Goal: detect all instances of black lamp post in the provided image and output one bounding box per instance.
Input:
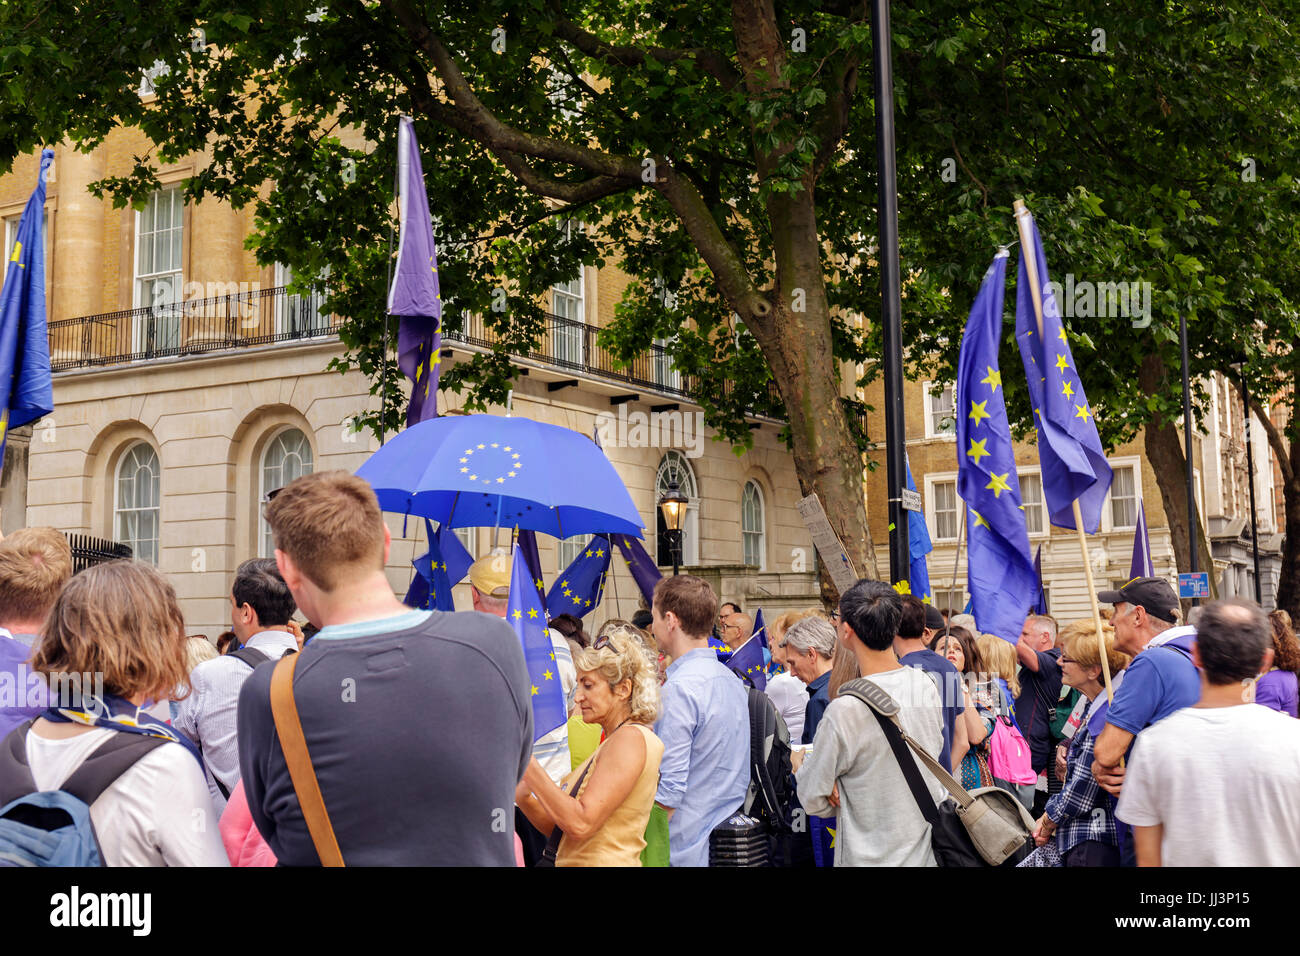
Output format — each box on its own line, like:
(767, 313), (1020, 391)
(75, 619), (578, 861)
(659, 480), (689, 576)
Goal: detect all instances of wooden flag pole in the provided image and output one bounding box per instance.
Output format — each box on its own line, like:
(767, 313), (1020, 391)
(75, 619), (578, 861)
(1014, 199), (1115, 706)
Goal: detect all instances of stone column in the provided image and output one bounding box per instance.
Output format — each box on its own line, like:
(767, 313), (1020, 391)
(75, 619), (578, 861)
(49, 142), (107, 362)
(0, 425), (33, 535)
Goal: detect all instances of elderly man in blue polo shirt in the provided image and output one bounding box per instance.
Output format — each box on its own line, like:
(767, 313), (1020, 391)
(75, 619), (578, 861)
(651, 574), (749, 867)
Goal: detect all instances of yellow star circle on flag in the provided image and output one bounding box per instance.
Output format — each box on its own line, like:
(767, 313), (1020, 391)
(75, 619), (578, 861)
(1075, 403), (1091, 422)
(530, 685), (539, 696)
(968, 400), (991, 427)
(972, 511), (990, 530)
(1055, 353), (1069, 372)
(1061, 380), (1074, 400)
(966, 438), (990, 466)
(543, 669), (554, 681)
(980, 366), (1002, 392)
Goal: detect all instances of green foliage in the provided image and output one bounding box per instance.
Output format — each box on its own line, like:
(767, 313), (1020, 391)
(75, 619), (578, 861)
(0, 0), (1296, 455)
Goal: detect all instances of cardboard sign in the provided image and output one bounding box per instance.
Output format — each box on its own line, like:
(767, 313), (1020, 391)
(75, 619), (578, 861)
(796, 493), (860, 596)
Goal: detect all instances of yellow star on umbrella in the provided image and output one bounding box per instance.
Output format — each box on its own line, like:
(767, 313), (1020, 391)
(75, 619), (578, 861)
(966, 438), (990, 466)
(986, 472), (1012, 498)
(980, 366), (1002, 392)
(968, 400), (991, 427)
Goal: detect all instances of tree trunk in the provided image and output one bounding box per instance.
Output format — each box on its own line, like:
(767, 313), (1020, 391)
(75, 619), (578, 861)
(745, 189), (880, 597)
(1278, 456), (1300, 618)
(1139, 354), (1217, 613)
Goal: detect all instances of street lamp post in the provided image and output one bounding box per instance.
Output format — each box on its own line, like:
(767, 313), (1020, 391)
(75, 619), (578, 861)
(1231, 361), (1263, 604)
(659, 481), (688, 577)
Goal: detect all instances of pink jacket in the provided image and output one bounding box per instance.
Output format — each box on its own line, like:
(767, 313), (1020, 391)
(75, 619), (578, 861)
(219, 779), (278, 867)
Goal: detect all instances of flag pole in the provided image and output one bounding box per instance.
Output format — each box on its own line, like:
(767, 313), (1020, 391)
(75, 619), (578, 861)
(1014, 199), (1114, 706)
(944, 504), (967, 639)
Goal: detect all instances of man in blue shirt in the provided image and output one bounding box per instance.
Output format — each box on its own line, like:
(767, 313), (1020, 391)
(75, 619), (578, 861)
(1091, 577), (1199, 794)
(652, 574), (749, 867)
(894, 595), (967, 773)
(781, 615), (836, 744)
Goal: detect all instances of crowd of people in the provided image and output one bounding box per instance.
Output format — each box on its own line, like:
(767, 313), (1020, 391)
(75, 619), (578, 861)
(1, 469), (1299, 867)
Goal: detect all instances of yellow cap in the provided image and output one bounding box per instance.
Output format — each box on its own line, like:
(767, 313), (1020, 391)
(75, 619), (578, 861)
(468, 549), (511, 598)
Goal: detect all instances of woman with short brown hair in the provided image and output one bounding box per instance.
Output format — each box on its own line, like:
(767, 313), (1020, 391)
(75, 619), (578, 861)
(6, 560), (228, 866)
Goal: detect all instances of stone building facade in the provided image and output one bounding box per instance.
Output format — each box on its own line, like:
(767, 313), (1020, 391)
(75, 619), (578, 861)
(1, 136), (821, 637)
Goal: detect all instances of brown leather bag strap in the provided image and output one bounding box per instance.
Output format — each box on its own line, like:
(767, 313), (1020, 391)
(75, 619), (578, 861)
(269, 653), (344, 867)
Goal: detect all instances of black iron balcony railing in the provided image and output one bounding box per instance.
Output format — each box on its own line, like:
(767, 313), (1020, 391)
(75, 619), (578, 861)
(48, 286), (784, 415)
(48, 286), (339, 371)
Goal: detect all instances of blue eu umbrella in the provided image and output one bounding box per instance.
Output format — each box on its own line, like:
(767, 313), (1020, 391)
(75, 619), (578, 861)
(356, 414), (646, 538)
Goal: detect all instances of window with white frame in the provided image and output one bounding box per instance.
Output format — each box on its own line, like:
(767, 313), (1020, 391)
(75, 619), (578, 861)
(4, 212), (49, 287)
(557, 535), (587, 575)
(1109, 464), (1138, 530)
(275, 263), (329, 336)
(260, 429), (314, 557)
(931, 588), (966, 614)
(927, 477), (960, 541)
(651, 277), (681, 390)
(133, 186), (184, 354)
(656, 451), (700, 566)
(924, 382), (956, 439)
(1019, 472), (1045, 535)
(455, 526), (475, 560)
(139, 59), (170, 96)
(742, 481), (766, 569)
(551, 221), (585, 366)
(115, 443), (160, 565)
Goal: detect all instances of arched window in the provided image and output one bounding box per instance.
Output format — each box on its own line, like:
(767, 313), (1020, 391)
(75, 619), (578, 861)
(115, 442), (160, 564)
(742, 480), (766, 570)
(655, 451), (699, 567)
(260, 428), (314, 557)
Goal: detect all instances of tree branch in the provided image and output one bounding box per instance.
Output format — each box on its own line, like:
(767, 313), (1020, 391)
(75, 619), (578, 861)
(380, 0), (644, 181)
(546, 5), (741, 91)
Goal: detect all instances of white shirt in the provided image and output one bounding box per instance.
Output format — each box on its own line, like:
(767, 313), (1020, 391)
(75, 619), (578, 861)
(764, 672), (806, 744)
(795, 666), (946, 867)
(1116, 703), (1300, 866)
(529, 628), (576, 784)
(25, 726), (229, 866)
(172, 630), (298, 814)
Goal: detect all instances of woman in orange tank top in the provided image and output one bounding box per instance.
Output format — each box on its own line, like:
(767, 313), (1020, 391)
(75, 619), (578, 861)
(516, 625), (664, 866)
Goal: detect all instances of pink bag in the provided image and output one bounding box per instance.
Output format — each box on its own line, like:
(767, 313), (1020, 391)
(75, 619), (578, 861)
(987, 715), (1037, 786)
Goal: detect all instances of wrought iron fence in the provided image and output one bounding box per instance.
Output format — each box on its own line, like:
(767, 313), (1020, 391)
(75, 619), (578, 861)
(65, 533), (133, 574)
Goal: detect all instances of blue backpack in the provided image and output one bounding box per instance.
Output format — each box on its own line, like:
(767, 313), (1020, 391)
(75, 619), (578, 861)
(0, 720), (165, 866)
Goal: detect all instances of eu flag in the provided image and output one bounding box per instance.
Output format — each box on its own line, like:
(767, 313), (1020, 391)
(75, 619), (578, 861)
(612, 533), (662, 606)
(1014, 206), (1113, 532)
(507, 543), (567, 740)
(726, 634), (767, 691)
(546, 535), (610, 619)
(1032, 545), (1048, 615)
(905, 454), (932, 601)
(387, 117), (442, 425)
(957, 252), (1038, 642)
(517, 529), (548, 615)
(1129, 500), (1154, 579)
(0, 149), (54, 458)
(404, 519), (474, 611)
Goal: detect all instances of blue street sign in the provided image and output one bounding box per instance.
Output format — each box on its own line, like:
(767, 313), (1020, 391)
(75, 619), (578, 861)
(1178, 572), (1210, 599)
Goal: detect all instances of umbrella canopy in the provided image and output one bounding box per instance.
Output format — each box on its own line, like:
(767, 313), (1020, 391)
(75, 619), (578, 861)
(356, 414), (646, 538)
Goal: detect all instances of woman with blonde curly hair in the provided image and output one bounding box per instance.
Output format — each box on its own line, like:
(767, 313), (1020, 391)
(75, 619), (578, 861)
(516, 627), (665, 866)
